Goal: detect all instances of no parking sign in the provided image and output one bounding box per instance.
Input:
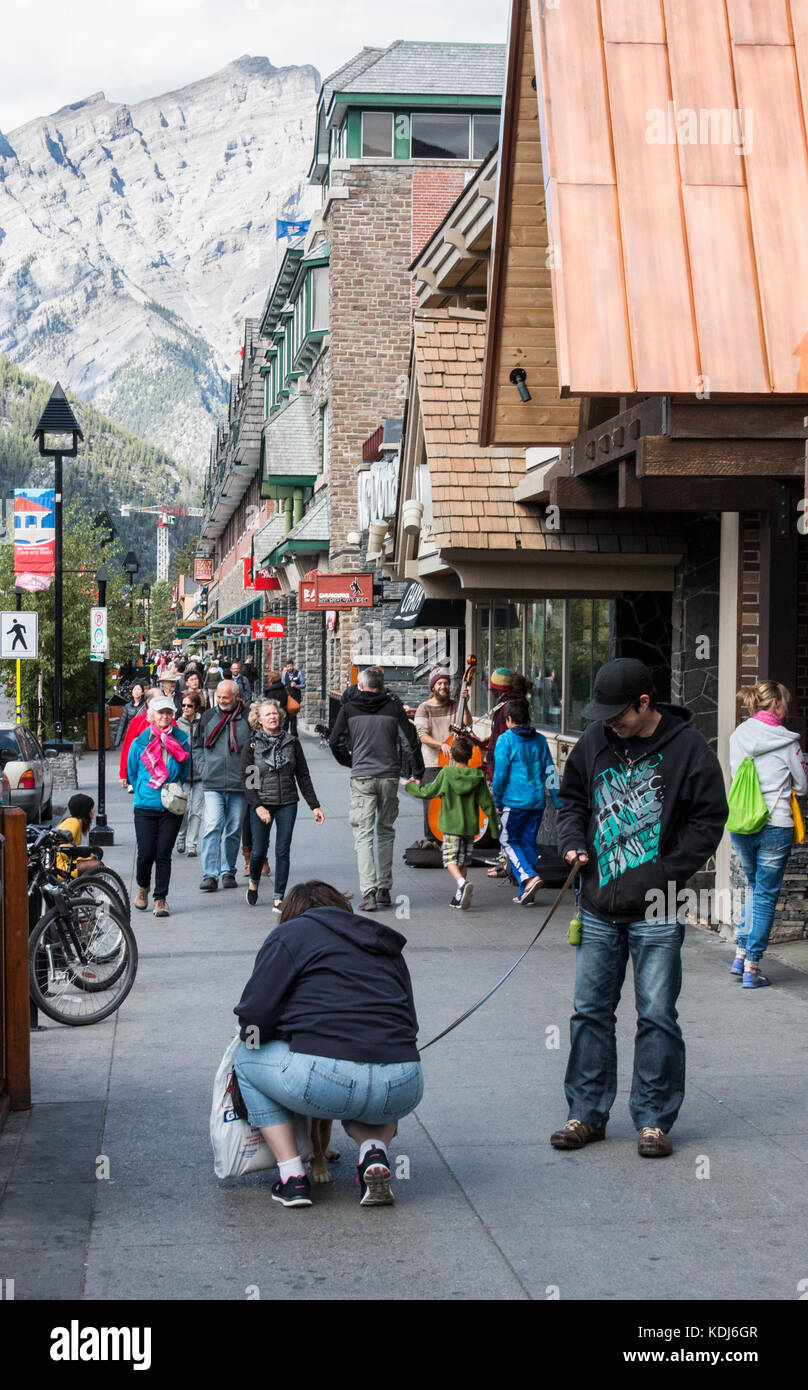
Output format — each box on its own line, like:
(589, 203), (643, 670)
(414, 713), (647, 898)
(90, 606), (108, 662)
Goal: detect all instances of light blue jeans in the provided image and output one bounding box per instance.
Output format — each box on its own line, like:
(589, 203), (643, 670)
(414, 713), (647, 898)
(201, 790), (246, 879)
(564, 908), (685, 1133)
(731, 824), (793, 962)
(234, 1039), (424, 1134)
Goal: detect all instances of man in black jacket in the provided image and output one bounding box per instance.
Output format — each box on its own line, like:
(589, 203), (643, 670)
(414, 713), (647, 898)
(329, 667), (424, 911)
(551, 659), (728, 1159)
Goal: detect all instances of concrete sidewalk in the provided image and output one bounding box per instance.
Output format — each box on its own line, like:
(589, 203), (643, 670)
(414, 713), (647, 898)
(2, 737), (808, 1301)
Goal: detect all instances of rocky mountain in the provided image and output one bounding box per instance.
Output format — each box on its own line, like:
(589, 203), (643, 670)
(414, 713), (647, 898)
(0, 56), (320, 474)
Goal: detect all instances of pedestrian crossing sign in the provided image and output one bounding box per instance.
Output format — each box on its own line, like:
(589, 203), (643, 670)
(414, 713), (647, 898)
(0, 610), (38, 659)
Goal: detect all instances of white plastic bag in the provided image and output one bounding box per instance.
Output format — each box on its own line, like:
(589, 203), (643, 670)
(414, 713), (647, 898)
(211, 1034), (315, 1179)
(210, 1034), (275, 1179)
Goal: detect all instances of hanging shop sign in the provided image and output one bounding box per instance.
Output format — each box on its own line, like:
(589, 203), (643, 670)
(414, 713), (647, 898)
(193, 557), (215, 583)
(252, 617), (286, 640)
(299, 573), (373, 611)
(243, 556), (281, 591)
(222, 624), (251, 638)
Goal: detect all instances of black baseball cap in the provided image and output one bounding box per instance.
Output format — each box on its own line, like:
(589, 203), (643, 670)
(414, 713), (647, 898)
(582, 658), (656, 721)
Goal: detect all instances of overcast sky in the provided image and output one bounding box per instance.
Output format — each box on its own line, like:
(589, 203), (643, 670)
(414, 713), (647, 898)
(1, 0), (510, 132)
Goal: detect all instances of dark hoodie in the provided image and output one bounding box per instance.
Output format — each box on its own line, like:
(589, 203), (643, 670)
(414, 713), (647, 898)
(557, 703), (728, 923)
(329, 688), (424, 781)
(234, 908), (419, 1062)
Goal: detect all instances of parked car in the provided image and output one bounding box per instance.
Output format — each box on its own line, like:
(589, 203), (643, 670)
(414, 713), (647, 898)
(0, 725), (54, 822)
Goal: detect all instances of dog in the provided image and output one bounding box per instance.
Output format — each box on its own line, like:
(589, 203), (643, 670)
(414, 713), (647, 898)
(309, 1118), (340, 1184)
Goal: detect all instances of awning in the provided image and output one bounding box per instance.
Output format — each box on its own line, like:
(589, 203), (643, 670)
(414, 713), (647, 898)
(389, 581), (465, 630)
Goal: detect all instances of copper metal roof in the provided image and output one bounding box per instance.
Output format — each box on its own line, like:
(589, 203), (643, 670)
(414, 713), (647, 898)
(532, 0), (808, 395)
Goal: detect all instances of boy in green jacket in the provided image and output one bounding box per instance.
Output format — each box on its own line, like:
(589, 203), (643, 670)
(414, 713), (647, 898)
(406, 734), (498, 909)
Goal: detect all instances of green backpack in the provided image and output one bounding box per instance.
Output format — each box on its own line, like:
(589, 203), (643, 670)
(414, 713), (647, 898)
(726, 757), (770, 834)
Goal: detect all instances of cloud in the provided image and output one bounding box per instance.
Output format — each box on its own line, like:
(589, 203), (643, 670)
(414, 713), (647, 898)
(1, 0), (509, 132)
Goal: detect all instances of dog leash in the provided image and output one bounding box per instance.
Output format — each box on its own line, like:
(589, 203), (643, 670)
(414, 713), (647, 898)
(419, 863), (581, 1050)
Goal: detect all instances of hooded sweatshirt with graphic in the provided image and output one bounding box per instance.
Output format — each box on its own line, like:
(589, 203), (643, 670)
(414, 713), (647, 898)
(406, 763), (498, 838)
(557, 703), (728, 923)
(729, 716), (808, 828)
(234, 907), (419, 1061)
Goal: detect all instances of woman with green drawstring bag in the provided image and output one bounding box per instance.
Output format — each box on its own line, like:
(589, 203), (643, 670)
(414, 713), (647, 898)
(728, 681), (808, 989)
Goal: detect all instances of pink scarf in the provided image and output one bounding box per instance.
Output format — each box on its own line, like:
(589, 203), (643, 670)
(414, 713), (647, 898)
(141, 726), (189, 788)
(753, 710), (781, 727)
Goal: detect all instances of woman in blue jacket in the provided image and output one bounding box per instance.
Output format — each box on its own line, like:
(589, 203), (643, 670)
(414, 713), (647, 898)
(492, 697), (562, 905)
(127, 694), (190, 918)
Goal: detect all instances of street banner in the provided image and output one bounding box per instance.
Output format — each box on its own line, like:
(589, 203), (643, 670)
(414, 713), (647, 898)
(90, 606), (108, 663)
(193, 557), (215, 583)
(242, 556), (281, 592)
(252, 617), (286, 639)
(14, 488), (55, 592)
(299, 573), (373, 611)
(0, 610), (38, 659)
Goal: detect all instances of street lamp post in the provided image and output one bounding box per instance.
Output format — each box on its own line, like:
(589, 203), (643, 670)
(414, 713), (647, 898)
(89, 563), (113, 848)
(124, 551), (139, 648)
(32, 384), (83, 752)
(141, 582), (151, 678)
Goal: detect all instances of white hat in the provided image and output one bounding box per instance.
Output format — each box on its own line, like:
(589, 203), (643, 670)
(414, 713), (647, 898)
(149, 695), (176, 716)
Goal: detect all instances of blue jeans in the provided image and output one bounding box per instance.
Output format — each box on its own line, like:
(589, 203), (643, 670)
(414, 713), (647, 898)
(731, 824), (793, 962)
(234, 1039), (424, 1134)
(564, 908), (685, 1133)
(249, 803), (298, 897)
(201, 790), (246, 879)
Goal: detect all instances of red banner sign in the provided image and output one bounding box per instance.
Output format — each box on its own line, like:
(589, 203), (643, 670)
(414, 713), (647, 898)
(299, 574), (373, 611)
(193, 557), (215, 582)
(252, 617), (286, 640)
(243, 556), (281, 591)
(14, 489), (55, 592)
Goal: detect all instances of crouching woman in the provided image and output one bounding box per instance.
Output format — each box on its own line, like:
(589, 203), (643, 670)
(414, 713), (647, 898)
(233, 880), (423, 1209)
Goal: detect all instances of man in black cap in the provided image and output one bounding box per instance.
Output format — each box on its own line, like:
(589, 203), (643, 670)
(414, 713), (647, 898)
(552, 658), (727, 1158)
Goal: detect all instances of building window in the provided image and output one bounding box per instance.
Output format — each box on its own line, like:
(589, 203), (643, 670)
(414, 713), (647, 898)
(337, 121), (348, 159)
(320, 402), (329, 475)
(472, 114), (500, 160)
(473, 598), (614, 734)
(411, 113), (471, 159)
(362, 111), (394, 157)
(309, 265), (329, 332)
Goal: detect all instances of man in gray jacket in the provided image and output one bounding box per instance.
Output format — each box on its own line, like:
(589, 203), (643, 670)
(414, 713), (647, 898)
(199, 681), (251, 891)
(329, 667), (424, 911)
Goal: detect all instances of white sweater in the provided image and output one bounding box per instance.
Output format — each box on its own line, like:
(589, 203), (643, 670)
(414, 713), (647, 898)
(729, 718), (808, 827)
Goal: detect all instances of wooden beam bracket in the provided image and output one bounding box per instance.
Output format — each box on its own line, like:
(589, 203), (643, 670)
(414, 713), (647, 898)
(570, 396), (668, 477)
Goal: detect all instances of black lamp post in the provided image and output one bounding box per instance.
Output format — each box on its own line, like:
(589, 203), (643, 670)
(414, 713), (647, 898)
(32, 383), (83, 753)
(89, 562), (113, 847)
(141, 582), (151, 677)
(124, 551), (139, 638)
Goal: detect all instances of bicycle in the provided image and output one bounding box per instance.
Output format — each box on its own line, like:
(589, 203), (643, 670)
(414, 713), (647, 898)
(27, 825), (131, 920)
(28, 880), (138, 1026)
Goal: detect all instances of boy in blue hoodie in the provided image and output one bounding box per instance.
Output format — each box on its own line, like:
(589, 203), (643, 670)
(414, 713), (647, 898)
(492, 698), (561, 905)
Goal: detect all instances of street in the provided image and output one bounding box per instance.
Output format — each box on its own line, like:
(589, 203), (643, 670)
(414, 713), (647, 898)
(2, 736), (808, 1302)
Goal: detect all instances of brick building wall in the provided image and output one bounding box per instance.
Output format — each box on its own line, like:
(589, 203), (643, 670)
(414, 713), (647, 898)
(323, 160), (478, 686)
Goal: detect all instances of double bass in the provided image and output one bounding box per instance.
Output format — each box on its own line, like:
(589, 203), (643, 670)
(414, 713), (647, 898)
(426, 655), (488, 843)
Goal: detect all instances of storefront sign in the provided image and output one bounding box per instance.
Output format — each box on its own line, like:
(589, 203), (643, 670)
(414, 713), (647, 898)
(222, 624), (250, 638)
(252, 617), (286, 639)
(357, 456), (398, 531)
(243, 556), (281, 591)
(193, 557), (215, 583)
(299, 574), (373, 611)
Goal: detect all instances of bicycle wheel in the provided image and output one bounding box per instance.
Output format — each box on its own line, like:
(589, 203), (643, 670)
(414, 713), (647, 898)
(64, 890), (129, 979)
(67, 873), (129, 930)
(29, 905), (138, 1026)
(82, 866), (131, 917)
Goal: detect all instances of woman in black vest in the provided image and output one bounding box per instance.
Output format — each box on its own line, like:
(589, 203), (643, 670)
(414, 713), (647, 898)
(240, 699), (324, 912)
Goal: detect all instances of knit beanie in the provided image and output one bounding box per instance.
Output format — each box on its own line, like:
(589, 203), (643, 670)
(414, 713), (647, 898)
(490, 668), (513, 692)
(429, 666), (451, 690)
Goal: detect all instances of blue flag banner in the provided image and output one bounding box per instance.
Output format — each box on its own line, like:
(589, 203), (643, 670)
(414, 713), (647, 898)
(276, 218), (311, 240)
